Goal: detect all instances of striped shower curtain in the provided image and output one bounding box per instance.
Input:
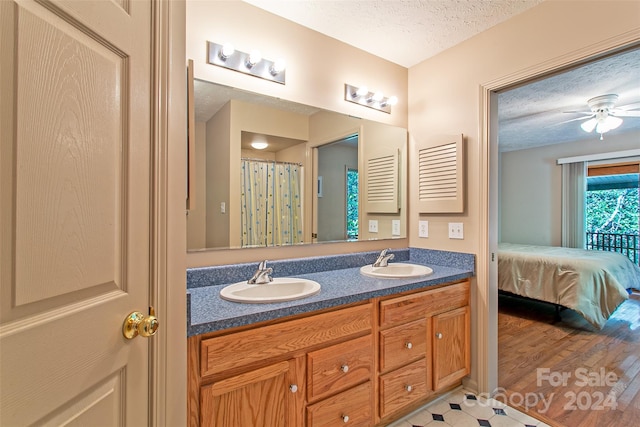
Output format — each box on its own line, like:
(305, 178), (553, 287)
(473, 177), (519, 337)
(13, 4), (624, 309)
(241, 160), (303, 247)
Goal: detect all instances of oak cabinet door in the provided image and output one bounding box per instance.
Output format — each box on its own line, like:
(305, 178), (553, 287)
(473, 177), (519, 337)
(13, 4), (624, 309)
(432, 306), (470, 390)
(200, 358), (304, 427)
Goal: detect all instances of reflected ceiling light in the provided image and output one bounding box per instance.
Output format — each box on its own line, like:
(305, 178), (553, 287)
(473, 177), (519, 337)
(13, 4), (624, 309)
(207, 41), (286, 84)
(251, 141), (268, 150)
(344, 84), (397, 114)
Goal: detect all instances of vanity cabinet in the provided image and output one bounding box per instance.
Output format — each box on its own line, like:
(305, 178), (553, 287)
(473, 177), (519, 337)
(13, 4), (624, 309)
(377, 280), (470, 422)
(187, 279), (470, 427)
(188, 303), (373, 427)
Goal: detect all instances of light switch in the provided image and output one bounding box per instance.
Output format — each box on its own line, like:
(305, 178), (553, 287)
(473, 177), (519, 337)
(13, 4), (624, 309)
(418, 221), (429, 238)
(220, 202), (226, 214)
(392, 220), (401, 236)
(368, 220), (378, 233)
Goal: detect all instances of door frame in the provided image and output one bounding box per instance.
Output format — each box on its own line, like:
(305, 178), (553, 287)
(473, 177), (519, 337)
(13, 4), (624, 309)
(152, 1), (187, 425)
(478, 33), (640, 394)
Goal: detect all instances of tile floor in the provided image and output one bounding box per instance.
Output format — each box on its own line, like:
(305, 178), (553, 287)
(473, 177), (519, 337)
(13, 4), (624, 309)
(387, 388), (551, 427)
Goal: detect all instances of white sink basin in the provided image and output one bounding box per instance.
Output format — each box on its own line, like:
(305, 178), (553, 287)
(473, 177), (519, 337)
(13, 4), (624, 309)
(360, 263), (433, 279)
(220, 277), (321, 303)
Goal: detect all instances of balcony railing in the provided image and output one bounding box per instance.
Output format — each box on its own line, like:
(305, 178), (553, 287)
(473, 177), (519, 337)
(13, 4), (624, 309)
(586, 232), (640, 266)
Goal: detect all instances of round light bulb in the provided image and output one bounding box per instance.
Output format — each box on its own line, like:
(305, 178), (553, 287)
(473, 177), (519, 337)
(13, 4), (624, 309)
(387, 96), (398, 106)
(220, 43), (235, 59)
(272, 58), (286, 73)
(247, 50), (262, 66)
(355, 86), (368, 97)
(372, 91), (384, 102)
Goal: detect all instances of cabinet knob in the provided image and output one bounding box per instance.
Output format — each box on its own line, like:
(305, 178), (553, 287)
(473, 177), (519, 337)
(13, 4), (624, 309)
(435, 332), (443, 339)
(341, 364), (349, 373)
(405, 385), (413, 392)
(289, 384), (298, 393)
(405, 342), (412, 349)
(342, 415), (349, 423)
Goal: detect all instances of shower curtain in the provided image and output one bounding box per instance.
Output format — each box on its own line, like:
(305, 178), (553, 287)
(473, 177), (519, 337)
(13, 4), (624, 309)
(241, 159), (303, 247)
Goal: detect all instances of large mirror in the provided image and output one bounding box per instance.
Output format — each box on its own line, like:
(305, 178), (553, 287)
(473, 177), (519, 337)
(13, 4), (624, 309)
(187, 79), (407, 251)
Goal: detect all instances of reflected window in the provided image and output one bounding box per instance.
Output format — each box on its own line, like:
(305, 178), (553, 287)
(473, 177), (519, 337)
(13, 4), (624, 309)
(346, 168), (359, 239)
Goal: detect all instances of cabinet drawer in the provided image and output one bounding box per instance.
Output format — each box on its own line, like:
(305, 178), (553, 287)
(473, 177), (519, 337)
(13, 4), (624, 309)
(379, 358), (430, 418)
(380, 318), (427, 372)
(201, 303), (372, 377)
(307, 381), (372, 427)
(380, 281), (469, 328)
(307, 334), (373, 401)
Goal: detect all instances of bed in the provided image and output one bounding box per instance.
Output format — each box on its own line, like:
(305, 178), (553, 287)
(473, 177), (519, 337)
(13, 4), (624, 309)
(498, 243), (640, 329)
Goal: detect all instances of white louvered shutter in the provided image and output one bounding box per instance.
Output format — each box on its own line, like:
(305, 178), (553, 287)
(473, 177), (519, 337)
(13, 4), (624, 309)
(416, 135), (464, 213)
(365, 148), (399, 213)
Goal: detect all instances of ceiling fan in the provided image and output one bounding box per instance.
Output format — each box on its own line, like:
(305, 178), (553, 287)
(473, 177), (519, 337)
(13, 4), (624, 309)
(564, 94), (640, 140)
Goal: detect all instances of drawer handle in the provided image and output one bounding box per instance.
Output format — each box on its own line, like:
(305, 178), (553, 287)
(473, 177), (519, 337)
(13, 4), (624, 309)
(341, 364), (349, 373)
(435, 332), (443, 339)
(342, 415), (349, 423)
(405, 342), (413, 349)
(405, 385), (413, 392)
(289, 384), (298, 393)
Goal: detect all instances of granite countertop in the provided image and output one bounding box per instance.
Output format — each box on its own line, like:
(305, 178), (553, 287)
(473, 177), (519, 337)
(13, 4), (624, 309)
(187, 248), (474, 337)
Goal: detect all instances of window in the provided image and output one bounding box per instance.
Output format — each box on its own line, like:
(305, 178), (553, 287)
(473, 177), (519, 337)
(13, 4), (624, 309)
(585, 162), (639, 265)
(346, 168), (359, 240)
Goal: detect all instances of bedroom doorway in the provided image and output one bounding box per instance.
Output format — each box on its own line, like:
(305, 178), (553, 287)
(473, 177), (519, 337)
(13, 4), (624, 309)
(484, 42), (640, 425)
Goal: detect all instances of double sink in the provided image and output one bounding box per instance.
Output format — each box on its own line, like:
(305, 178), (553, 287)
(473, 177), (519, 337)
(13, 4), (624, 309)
(220, 261), (433, 304)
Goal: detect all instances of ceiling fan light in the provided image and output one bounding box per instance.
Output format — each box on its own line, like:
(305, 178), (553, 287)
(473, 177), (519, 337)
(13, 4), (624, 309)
(580, 118), (597, 133)
(605, 115), (623, 130)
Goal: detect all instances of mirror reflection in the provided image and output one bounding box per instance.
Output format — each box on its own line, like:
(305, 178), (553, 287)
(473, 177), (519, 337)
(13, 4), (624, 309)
(187, 80), (407, 251)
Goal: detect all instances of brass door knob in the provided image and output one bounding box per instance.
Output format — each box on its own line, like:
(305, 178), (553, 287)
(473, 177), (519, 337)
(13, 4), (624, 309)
(123, 307), (159, 340)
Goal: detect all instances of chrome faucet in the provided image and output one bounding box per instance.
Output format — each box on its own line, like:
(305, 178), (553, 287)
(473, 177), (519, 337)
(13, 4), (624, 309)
(248, 260), (273, 284)
(373, 248), (395, 267)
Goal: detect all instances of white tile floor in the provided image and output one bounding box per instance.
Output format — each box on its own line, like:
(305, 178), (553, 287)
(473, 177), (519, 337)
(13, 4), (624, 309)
(386, 388), (551, 427)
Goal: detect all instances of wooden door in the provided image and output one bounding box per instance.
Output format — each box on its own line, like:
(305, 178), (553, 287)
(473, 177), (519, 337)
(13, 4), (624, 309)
(432, 306), (471, 391)
(200, 359), (304, 427)
(1, 0), (153, 425)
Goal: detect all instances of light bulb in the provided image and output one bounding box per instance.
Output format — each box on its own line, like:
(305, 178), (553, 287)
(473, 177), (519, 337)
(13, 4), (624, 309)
(372, 92), (384, 102)
(220, 43), (235, 59)
(270, 58), (286, 75)
(580, 118), (597, 133)
(386, 96), (398, 106)
(355, 86), (368, 97)
(247, 50), (262, 67)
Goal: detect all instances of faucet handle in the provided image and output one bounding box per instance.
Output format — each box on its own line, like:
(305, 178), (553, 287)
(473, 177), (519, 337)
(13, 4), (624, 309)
(258, 260), (268, 270)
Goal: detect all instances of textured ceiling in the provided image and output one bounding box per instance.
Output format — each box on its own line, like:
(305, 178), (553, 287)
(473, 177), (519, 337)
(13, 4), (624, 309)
(243, 0), (544, 68)
(198, 2), (640, 152)
(498, 48), (640, 151)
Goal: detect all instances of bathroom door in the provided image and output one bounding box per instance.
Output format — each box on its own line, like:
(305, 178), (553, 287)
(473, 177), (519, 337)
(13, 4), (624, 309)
(1, 0), (153, 425)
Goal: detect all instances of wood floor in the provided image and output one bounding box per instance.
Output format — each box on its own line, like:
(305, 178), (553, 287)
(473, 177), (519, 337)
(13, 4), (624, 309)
(498, 291), (640, 427)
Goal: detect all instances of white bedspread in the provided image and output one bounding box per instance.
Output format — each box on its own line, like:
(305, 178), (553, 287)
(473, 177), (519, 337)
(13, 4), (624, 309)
(498, 243), (640, 329)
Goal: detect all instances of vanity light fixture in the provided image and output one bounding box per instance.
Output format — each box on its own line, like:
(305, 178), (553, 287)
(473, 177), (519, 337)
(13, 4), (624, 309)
(207, 41), (286, 84)
(344, 83), (397, 114)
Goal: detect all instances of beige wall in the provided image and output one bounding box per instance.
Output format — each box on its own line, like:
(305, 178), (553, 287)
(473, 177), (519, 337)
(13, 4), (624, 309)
(408, 0), (640, 392)
(500, 131), (640, 246)
(186, 0), (407, 128)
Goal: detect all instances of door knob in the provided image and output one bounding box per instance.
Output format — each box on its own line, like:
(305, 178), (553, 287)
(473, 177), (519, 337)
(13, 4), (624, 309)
(435, 332), (443, 339)
(123, 307), (159, 340)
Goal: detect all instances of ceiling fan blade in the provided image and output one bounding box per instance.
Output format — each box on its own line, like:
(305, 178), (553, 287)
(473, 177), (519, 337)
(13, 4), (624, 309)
(554, 115), (594, 125)
(612, 110), (640, 117)
(562, 110), (594, 115)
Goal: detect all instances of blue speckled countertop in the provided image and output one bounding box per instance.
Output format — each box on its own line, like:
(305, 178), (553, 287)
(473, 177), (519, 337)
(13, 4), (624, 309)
(187, 248), (474, 337)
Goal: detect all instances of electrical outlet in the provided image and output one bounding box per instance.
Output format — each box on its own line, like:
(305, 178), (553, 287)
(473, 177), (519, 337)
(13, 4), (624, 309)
(418, 221), (429, 238)
(448, 222), (464, 239)
(368, 220), (378, 233)
(392, 220), (401, 236)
